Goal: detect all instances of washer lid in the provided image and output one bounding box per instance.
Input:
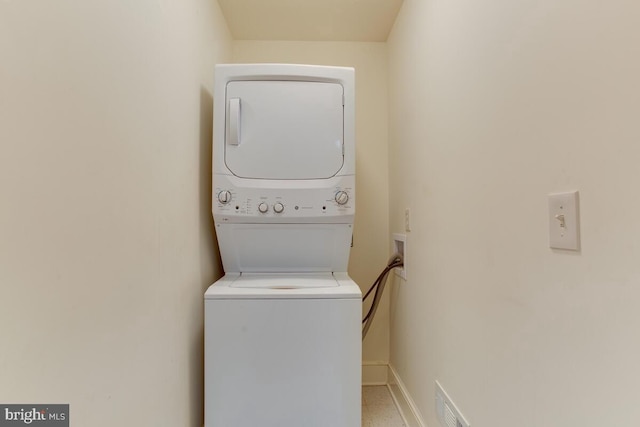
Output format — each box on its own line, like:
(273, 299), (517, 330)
(224, 80), (345, 180)
(231, 273), (338, 289)
(205, 272), (362, 299)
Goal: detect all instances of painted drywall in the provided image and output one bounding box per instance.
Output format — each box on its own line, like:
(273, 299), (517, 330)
(0, 0), (231, 425)
(232, 41), (391, 369)
(218, 0), (403, 41)
(388, 0), (640, 426)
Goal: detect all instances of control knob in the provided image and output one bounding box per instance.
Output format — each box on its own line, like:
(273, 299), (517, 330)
(335, 191), (349, 205)
(273, 202), (285, 214)
(258, 202), (269, 213)
(218, 190), (232, 204)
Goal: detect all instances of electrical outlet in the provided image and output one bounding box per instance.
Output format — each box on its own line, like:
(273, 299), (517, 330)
(392, 233), (406, 280)
(405, 208), (411, 232)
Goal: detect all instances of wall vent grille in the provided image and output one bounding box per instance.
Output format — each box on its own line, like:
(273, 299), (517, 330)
(435, 381), (470, 427)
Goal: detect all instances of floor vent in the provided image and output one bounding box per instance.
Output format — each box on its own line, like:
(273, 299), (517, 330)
(435, 381), (470, 427)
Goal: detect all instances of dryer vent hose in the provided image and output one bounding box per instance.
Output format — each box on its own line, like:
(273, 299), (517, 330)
(362, 253), (404, 340)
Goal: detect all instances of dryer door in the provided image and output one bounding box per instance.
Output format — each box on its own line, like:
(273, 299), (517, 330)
(224, 80), (344, 180)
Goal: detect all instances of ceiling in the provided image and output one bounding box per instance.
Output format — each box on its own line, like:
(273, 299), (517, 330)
(216, 0), (404, 42)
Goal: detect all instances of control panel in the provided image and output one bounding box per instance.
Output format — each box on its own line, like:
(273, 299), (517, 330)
(213, 176), (354, 223)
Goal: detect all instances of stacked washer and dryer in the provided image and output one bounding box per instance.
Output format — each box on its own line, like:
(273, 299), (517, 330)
(204, 64), (362, 427)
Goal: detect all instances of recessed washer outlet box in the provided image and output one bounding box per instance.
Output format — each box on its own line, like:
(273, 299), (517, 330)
(392, 233), (406, 280)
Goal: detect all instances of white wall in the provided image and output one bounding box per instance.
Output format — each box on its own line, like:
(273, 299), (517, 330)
(0, 0), (231, 425)
(232, 41), (391, 370)
(388, 0), (640, 426)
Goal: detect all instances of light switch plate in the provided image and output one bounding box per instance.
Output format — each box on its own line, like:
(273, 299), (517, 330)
(548, 191), (580, 251)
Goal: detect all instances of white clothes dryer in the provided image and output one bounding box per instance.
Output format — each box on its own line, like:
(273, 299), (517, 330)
(205, 64), (361, 427)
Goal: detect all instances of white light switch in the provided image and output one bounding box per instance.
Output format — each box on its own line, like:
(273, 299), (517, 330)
(548, 191), (580, 251)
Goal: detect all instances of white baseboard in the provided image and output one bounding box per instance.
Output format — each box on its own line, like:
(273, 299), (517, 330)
(387, 365), (427, 427)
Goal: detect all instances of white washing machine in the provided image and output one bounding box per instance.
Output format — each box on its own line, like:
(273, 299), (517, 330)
(204, 64), (361, 427)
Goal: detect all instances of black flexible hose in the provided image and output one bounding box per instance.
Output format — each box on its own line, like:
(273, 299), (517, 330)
(362, 260), (403, 322)
(362, 253), (403, 340)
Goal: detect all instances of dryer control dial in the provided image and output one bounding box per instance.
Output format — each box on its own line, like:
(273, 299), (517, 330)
(218, 190), (232, 204)
(335, 191), (349, 205)
(258, 202), (269, 213)
(273, 202), (285, 214)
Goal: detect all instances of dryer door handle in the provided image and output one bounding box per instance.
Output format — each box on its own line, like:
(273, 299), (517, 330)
(228, 98), (241, 146)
